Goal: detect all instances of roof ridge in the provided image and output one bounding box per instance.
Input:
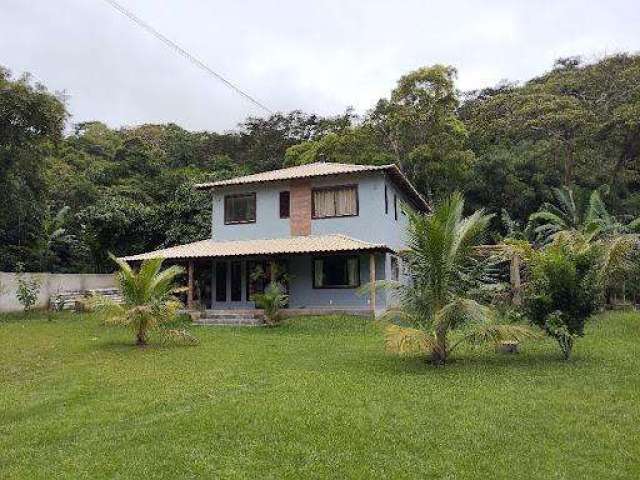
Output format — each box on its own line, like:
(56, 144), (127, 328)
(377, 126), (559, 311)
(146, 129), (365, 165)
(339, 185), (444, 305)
(194, 162), (396, 189)
(331, 233), (383, 247)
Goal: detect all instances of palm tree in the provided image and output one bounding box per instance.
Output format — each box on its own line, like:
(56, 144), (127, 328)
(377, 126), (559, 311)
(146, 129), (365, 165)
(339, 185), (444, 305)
(529, 186), (640, 244)
(583, 188), (640, 237)
(383, 192), (536, 365)
(93, 254), (194, 346)
(529, 186), (640, 307)
(528, 186), (581, 244)
(253, 282), (289, 326)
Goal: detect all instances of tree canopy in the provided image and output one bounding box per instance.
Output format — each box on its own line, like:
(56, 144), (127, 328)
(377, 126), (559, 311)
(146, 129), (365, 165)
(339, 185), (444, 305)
(1, 53), (639, 272)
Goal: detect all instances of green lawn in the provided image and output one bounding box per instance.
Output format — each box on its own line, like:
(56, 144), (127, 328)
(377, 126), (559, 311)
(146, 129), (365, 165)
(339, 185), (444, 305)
(1, 311), (639, 479)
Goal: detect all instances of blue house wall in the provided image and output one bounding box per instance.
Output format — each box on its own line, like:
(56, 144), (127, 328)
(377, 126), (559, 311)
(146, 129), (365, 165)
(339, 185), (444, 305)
(211, 172), (413, 249)
(207, 171), (414, 312)
(210, 253), (388, 312)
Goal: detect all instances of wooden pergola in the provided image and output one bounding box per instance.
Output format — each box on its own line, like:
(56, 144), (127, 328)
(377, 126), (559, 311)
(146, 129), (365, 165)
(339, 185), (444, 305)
(473, 244), (523, 305)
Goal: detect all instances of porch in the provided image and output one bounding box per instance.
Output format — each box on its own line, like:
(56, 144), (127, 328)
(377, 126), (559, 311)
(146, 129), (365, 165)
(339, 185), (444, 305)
(121, 234), (396, 318)
(184, 252), (389, 317)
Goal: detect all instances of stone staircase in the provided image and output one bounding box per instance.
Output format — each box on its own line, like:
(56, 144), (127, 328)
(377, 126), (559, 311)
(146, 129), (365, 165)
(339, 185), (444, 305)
(193, 310), (265, 326)
(49, 288), (122, 311)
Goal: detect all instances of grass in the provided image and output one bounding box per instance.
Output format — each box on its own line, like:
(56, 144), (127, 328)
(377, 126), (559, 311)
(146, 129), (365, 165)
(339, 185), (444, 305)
(1, 310), (639, 479)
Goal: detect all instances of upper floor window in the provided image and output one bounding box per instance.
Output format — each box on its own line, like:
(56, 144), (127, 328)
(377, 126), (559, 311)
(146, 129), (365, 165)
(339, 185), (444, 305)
(394, 194), (398, 220)
(312, 185), (358, 219)
(279, 191), (290, 218)
(390, 256), (400, 281)
(384, 184), (389, 214)
(224, 193), (256, 224)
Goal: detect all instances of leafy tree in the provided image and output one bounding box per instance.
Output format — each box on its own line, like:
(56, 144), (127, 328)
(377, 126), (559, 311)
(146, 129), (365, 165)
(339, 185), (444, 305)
(238, 110), (355, 172)
(76, 197), (157, 272)
(0, 68), (66, 159)
(0, 67), (67, 271)
(464, 143), (554, 240)
(368, 65), (475, 202)
(382, 193), (536, 365)
(2, 55), (640, 274)
(36, 206), (77, 271)
(284, 125), (393, 166)
(464, 54), (640, 209)
(160, 182), (211, 247)
(524, 237), (602, 359)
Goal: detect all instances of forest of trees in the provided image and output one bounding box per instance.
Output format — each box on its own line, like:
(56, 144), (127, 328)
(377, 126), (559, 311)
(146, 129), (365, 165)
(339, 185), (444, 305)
(1, 53), (639, 273)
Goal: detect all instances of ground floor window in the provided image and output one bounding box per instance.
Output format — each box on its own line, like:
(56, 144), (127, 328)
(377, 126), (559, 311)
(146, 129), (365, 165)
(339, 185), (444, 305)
(390, 255), (399, 281)
(313, 255), (359, 288)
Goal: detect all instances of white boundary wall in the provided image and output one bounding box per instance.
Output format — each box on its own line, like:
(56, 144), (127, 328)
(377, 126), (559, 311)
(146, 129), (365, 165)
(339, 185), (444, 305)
(0, 272), (116, 312)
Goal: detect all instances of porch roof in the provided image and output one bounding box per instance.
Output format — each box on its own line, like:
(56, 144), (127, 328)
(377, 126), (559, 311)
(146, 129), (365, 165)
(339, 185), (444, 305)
(120, 234), (391, 262)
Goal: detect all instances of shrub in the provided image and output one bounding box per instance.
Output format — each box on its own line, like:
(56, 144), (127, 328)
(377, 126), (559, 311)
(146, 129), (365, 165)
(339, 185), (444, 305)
(525, 240), (602, 359)
(254, 282), (288, 326)
(15, 263), (41, 312)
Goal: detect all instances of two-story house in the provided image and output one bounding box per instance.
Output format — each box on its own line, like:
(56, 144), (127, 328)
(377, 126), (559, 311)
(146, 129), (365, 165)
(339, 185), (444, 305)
(121, 162), (428, 318)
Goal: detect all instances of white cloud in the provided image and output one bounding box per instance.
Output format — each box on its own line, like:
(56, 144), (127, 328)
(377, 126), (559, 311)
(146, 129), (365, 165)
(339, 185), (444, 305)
(1, 0), (638, 131)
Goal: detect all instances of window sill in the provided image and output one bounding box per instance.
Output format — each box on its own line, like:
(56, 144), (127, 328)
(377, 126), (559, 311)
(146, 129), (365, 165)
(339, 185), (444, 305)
(312, 214), (359, 220)
(312, 285), (360, 289)
(224, 220), (256, 225)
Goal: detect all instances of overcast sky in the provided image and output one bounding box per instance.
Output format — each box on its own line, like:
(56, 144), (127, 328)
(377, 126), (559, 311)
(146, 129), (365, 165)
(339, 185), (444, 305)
(2, 0), (639, 132)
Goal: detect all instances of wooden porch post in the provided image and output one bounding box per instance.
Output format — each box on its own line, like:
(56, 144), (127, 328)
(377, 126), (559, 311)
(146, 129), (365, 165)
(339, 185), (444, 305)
(269, 259), (276, 284)
(510, 253), (522, 306)
(369, 253), (376, 315)
(187, 259), (194, 309)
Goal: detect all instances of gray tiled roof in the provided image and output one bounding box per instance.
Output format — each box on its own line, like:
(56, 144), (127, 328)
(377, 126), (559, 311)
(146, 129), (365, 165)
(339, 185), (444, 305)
(195, 162), (429, 211)
(120, 234), (390, 261)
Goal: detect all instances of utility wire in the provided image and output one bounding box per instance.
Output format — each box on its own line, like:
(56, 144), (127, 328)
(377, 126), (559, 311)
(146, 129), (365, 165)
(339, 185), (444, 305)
(100, 0), (274, 114)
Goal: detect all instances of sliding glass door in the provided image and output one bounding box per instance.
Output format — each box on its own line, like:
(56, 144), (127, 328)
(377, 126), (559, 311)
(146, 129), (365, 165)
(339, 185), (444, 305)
(214, 260), (244, 306)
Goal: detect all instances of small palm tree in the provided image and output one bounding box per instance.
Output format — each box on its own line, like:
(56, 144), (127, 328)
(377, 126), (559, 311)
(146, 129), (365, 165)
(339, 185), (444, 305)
(383, 192), (537, 365)
(92, 254), (194, 346)
(253, 282), (288, 326)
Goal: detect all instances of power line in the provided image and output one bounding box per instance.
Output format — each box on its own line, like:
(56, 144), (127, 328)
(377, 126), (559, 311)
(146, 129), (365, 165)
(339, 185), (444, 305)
(100, 0), (274, 114)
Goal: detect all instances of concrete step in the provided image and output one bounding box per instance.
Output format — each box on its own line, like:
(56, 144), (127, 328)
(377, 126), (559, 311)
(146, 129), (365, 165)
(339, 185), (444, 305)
(194, 312), (264, 326)
(203, 309), (262, 316)
(202, 313), (259, 320)
(195, 318), (263, 326)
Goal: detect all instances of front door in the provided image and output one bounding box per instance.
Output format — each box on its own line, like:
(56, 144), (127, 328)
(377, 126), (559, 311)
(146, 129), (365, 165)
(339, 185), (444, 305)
(230, 261), (242, 302)
(215, 262), (227, 303)
(213, 260), (245, 308)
